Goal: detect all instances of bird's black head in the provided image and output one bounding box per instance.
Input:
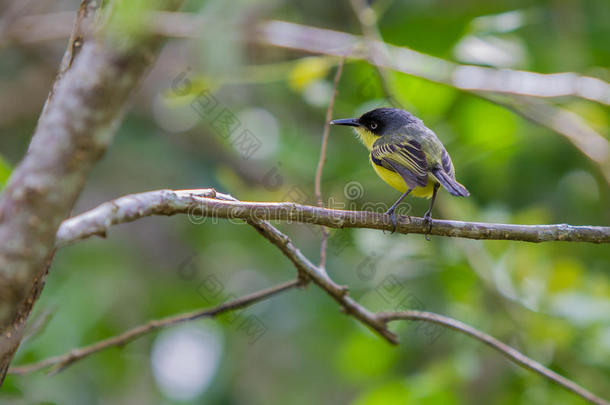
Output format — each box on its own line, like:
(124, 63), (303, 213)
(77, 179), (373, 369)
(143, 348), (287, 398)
(330, 108), (419, 136)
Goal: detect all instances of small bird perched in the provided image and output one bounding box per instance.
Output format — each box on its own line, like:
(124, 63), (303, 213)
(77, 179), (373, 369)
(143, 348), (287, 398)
(331, 107), (469, 231)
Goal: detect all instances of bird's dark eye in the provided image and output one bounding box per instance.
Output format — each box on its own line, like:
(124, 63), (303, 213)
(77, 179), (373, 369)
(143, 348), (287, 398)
(370, 122), (378, 130)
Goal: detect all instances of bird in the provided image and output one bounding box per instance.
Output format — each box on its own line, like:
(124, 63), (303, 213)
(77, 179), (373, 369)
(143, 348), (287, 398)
(330, 107), (469, 232)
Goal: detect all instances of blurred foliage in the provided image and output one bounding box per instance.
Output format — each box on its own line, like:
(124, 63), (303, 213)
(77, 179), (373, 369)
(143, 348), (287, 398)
(0, 0), (609, 404)
(0, 155), (10, 189)
(103, 0), (182, 49)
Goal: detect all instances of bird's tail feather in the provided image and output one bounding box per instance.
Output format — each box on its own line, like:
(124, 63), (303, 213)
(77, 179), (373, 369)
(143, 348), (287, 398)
(432, 169), (470, 197)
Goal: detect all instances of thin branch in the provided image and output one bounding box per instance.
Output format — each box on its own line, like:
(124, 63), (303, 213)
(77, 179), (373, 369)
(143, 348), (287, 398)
(176, 191), (394, 342)
(9, 279), (300, 375)
(246, 218), (398, 344)
(199, 193), (396, 342)
(56, 189), (609, 245)
(257, 20), (610, 105)
(379, 311), (610, 405)
(315, 57), (345, 269)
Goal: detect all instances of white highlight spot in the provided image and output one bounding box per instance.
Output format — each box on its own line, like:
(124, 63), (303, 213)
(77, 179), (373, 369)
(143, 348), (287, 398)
(303, 80), (332, 107)
(236, 108), (280, 160)
(151, 324), (223, 401)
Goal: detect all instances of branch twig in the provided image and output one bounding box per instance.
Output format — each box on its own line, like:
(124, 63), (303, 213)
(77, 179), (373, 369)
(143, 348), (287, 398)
(257, 20), (610, 105)
(55, 189), (610, 245)
(246, 218), (398, 344)
(379, 311), (610, 405)
(314, 57), (345, 269)
(9, 279), (300, 375)
(201, 193), (397, 342)
(167, 190), (396, 343)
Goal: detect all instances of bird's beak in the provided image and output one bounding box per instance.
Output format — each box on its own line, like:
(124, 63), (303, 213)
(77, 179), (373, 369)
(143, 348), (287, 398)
(330, 118), (360, 127)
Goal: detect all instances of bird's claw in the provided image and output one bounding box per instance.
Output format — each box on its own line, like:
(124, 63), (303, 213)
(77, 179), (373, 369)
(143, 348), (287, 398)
(423, 212), (433, 241)
(384, 209), (398, 234)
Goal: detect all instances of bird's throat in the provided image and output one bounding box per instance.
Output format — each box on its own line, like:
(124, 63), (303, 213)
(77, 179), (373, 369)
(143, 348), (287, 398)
(354, 127), (378, 151)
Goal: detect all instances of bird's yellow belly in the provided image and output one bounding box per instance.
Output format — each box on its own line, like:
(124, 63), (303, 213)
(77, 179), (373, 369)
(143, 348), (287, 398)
(370, 159), (435, 198)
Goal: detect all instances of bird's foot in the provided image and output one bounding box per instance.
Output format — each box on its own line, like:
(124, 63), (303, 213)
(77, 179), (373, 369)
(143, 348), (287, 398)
(384, 208), (398, 234)
(423, 211), (433, 241)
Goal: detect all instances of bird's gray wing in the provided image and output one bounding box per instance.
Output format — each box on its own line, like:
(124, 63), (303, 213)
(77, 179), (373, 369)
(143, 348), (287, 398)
(371, 136), (428, 189)
(440, 148), (456, 178)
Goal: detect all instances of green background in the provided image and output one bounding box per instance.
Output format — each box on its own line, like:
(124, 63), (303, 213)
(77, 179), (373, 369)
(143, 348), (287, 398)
(0, 0), (609, 404)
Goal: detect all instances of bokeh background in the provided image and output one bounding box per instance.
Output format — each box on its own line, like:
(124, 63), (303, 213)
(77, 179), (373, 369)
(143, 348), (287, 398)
(1, 0), (609, 404)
